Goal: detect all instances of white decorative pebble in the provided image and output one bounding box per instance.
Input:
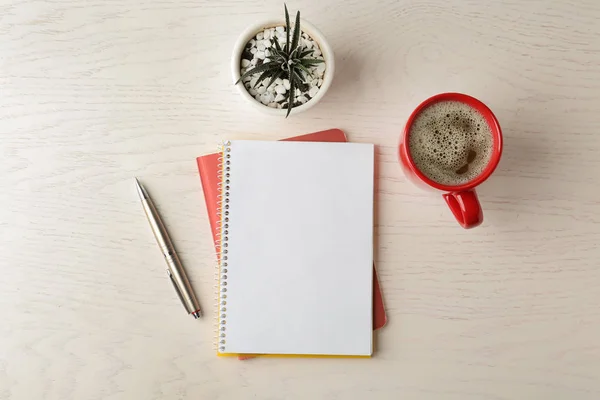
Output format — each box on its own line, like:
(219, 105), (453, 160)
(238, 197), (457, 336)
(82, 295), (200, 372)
(275, 78), (283, 85)
(283, 79), (291, 89)
(303, 39), (313, 49)
(241, 59), (251, 67)
(250, 48), (257, 54)
(313, 49), (321, 56)
(264, 57), (270, 63)
(263, 30), (271, 40)
(254, 94), (261, 101)
(256, 51), (265, 59)
(318, 78), (323, 86)
(274, 93), (285, 102)
(298, 95), (308, 103)
(264, 49), (271, 57)
(256, 86), (266, 94)
(268, 102), (278, 108)
(250, 58), (257, 65)
(276, 26), (284, 33)
(316, 64), (326, 75)
(256, 32), (264, 40)
(264, 40), (272, 48)
(309, 87), (319, 97)
(249, 88), (258, 96)
(260, 93), (274, 104)
(275, 85), (286, 94)
(257, 43), (266, 52)
(277, 103), (283, 109)
(250, 77), (258, 87)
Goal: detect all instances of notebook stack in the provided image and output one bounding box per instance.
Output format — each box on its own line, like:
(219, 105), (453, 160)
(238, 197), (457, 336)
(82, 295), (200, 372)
(197, 129), (386, 358)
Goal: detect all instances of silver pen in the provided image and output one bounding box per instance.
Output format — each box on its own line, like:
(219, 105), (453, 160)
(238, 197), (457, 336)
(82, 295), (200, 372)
(135, 178), (202, 319)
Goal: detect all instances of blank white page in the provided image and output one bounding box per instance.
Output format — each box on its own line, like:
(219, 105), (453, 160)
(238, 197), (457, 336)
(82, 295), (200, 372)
(218, 140), (374, 356)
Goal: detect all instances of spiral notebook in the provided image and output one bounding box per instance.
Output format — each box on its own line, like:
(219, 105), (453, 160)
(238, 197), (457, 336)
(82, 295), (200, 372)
(216, 140), (374, 357)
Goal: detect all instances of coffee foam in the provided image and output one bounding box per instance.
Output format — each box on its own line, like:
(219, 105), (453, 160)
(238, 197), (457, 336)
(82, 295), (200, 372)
(408, 100), (494, 186)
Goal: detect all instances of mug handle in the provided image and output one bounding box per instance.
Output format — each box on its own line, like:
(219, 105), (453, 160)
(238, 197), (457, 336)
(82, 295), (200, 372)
(442, 189), (483, 229)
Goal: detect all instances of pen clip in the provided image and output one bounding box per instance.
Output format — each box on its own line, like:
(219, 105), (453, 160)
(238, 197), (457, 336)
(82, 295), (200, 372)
(168, 270), (187, 311)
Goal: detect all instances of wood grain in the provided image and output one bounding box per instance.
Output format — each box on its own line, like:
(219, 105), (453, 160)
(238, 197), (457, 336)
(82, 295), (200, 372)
(2, 0), (600, 398)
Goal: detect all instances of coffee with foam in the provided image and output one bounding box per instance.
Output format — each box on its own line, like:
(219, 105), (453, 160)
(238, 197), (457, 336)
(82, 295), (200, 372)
(408, 100), (494, 186)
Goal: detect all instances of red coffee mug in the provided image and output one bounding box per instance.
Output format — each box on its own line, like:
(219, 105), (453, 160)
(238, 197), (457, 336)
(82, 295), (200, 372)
(399, 93), (503, 229)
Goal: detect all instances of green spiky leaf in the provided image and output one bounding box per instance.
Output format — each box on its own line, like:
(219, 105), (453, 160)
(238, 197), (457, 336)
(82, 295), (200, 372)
(264, 69), (284, 89)
(290, 69), (308, 92)
(291, 10), (301, 52)
(289, 45), (301, 60)
(295, 63), (315, 80)
(284, 4), (291, 53)
(301, 58), (324, 62)
(272, 38), (282, 53)
(286, 72), (296, 118)
(269, 45), (287, 61)
(254, 68), (279, 88)
(236, 61), (280, 84)
(298, 48), (314, 58)
(270, 52), (286, 63)
(300, 58), (324, 66)
(290, 67), (303, 82)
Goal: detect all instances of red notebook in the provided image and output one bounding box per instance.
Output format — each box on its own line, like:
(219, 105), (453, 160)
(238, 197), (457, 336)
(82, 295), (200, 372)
(197, 129), (387, 357)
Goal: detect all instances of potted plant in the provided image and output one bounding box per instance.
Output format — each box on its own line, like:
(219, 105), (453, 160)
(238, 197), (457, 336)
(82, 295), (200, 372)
(231, 5), (335, 117)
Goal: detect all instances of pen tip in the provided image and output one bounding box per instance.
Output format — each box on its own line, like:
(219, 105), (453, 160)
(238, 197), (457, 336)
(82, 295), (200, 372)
(134, 177), (147, 199)
(192, 310), (202, 319)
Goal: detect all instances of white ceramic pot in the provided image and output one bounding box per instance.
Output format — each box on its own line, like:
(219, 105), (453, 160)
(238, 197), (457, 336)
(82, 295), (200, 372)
(231, 19), (335, 116)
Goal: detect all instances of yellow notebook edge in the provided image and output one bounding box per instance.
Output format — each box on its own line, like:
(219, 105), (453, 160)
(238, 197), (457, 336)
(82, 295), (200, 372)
(216, 353), (371, 359)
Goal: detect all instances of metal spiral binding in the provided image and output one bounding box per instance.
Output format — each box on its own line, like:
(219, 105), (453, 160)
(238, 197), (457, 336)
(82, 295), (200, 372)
(214, 140), (231, 353)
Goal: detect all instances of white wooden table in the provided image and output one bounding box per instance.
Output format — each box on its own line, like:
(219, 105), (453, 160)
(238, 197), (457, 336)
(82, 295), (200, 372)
(2, 0), (600, 399)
